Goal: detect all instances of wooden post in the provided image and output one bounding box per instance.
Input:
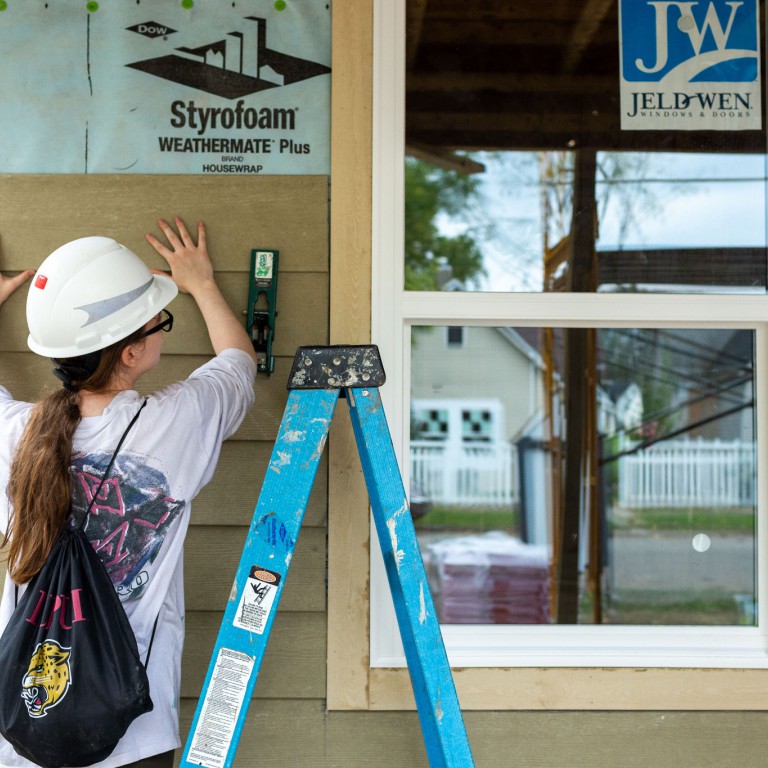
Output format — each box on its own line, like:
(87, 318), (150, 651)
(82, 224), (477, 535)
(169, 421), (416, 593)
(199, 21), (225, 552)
(557, 149), (598, 624)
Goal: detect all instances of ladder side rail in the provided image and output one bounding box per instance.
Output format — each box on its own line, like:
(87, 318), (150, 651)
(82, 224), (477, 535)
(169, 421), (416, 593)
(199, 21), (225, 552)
(180, 388), (339, 768)
(346, 386), (476, 768)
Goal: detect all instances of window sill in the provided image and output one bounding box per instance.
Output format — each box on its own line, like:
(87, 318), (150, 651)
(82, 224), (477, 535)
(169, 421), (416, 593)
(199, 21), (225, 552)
(373, 625), (768, 669)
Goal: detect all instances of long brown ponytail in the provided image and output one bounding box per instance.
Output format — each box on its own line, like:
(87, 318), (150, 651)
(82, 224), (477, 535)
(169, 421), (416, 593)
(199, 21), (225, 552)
(2, 325), (146, 584)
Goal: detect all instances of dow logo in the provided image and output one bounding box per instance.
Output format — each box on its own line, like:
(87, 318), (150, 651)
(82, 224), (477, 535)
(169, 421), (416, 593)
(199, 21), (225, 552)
(126, 15), (330, 100)
(126, 21), (177, 39)
(620, 0), (759, 83)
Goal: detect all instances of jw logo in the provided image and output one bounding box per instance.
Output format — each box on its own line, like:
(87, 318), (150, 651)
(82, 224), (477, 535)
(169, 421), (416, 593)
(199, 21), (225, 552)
(621, 0), (759, 83)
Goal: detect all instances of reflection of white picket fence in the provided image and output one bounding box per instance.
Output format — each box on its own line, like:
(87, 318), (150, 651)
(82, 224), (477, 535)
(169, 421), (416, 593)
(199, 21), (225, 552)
(617, 438), (755, 508)
(410, 440), (518, 507)
(411, 438), (754, 509)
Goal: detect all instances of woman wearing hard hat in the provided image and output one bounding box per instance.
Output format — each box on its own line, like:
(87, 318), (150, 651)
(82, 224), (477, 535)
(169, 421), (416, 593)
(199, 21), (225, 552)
(0, 217), (257, 768)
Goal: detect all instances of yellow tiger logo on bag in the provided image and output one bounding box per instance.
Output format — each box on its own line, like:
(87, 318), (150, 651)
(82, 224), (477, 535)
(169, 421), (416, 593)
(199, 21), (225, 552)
(21, 641), (72, 718)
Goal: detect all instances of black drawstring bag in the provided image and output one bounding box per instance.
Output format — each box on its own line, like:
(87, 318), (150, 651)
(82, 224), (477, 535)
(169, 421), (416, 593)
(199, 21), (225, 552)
(0, 401), (153, 768)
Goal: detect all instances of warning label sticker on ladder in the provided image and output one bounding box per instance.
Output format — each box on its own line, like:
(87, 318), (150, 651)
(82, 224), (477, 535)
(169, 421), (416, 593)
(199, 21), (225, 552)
(233, 566), (282, 635)
(187, 648), (255, 768)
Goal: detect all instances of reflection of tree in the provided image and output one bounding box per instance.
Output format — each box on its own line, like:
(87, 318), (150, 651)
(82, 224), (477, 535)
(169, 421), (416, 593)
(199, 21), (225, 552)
(404, 157), (486, 290)
(405, 151), (691, 293)
(598, 329), (678, 440)
(542, 151), (671, 250)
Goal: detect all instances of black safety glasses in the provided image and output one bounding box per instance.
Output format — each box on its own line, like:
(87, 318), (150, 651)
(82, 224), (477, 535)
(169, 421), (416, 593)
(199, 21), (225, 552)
(140, 309), (174, 339)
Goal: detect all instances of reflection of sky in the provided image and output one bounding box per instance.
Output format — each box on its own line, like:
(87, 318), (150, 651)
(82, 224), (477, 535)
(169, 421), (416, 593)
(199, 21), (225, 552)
(597, 153), (767, 250)
(435, 152), (543, 291)
(435, 152), (767, 293)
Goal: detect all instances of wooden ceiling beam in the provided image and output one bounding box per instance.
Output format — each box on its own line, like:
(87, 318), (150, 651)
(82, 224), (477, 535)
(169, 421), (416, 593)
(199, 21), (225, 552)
(425, 0), (596, 23)
(405, 128), (765, 153)
(407, 110), (617, 133)
(562, 0), (617, 72)
(406, 0), (429, 71)
(406, 144), (486, 174)
(407, 72), (616, 94)
(418, 20), (618, 46)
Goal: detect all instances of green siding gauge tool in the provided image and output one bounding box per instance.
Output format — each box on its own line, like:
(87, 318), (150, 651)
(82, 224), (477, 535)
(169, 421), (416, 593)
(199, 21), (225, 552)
(181, 345), (475, 768)
(246, 249), (279, 374)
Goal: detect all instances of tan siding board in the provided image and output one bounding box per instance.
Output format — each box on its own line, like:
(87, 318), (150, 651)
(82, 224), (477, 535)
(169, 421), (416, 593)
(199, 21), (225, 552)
(177, 702), (768, 768)
(179, 700), (330, 767)
(185, 526), (325, 613)
(194, 442), (327, 529)
(0, 349), (332, 445)
(0, 353), (288, 442)
(0, 270), (327, 356)
(0, 352), (51, 402)
(182, 612), (326, 700)
(160, 273), (328, 359)
(177, 700), (429, 767)
(0, 175), (328, 274)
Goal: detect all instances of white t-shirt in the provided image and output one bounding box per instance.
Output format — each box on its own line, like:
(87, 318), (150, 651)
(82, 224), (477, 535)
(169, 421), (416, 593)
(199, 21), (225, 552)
(0, 348), (257, 768)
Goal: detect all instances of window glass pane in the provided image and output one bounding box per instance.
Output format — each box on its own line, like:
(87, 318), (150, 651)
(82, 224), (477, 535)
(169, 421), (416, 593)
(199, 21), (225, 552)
(404, 151), (768, 293)
(404, 0), (768, 293)
(410, 325), (757, 626)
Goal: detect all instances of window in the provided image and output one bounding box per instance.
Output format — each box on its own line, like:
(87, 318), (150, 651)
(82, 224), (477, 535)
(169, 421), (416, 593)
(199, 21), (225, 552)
(413, 325), (756, 628)
(373, 303), (768, 671)
(368, 0), (768, 703)
(446, 326), (464, 347)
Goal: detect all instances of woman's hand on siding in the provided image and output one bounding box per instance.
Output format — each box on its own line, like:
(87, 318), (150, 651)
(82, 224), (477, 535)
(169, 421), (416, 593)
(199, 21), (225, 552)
(146, 217), (257, 363)
(145, 216), (214, 295)
(0, 268), (34, 307)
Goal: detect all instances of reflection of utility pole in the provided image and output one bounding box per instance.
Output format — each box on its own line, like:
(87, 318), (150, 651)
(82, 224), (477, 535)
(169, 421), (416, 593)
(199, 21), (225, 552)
(541, 152), (564, 620)
(557, 149), (599, 624)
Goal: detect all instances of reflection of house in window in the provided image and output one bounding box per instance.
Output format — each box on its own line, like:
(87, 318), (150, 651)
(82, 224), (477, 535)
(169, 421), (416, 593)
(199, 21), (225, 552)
(411, 398), (510, 509)
(446, 326), (464, 348)
(412, 323), (537, 512)
(462, 408), (493, 442)
(413, 408), (449, 440)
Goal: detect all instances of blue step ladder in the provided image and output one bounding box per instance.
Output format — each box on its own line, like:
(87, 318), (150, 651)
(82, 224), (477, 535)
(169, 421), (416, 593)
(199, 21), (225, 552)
(181, 346), (475, 768)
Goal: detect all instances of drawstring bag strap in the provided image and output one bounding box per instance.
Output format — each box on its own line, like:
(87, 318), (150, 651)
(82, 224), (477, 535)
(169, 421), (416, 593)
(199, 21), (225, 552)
(80, 399), (147, 530)
(76, 398), (160, 669)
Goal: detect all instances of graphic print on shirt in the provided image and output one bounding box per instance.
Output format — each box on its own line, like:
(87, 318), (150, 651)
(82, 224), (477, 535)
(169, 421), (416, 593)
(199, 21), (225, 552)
(71, 451), (185, 600)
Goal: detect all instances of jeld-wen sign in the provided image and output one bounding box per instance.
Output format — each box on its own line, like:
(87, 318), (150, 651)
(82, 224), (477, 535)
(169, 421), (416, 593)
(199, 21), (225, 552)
(619, 0), (761, 130)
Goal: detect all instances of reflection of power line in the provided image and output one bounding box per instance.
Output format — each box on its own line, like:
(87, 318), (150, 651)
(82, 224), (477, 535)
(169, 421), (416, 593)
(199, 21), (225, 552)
(611, 328), (752, 370)
(595, 176), (767, 185)
(608, 374), (752, 441)
(550, 328), (752, 386)
(544, 329), (753, 441)
(606, 328), (752, 380)
(657, 328), (752, 366)
(539, 177), (767, 188)
(595, 346), (739, 394)
(598, 339), (750, 395)
(548, 339), (750, 425)
(600, 399), (754, 465)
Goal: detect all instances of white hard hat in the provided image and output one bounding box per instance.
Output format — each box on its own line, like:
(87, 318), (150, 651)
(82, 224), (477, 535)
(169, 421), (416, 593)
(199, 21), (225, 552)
(27, 236), (178, 358)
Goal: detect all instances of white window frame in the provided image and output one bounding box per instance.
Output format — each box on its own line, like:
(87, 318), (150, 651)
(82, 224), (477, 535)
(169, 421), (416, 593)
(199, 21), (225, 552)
(370, 0), (768, 671)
